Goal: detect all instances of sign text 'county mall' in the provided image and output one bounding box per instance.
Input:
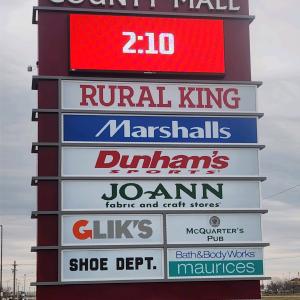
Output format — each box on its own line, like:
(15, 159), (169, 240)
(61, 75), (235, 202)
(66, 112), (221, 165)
(32, 0), (268, 298)
(48, 0), (241, 11)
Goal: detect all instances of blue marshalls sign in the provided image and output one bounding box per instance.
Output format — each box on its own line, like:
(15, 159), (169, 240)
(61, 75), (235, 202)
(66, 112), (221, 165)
(63, 114), (258, 144)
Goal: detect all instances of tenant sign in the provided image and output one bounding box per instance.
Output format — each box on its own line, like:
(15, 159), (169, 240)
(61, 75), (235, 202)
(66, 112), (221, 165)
(62, 248), (164, 282)
(62, 214), (163, 246)
(61, 80), (257, 113)
(61, 147), (260, 177)
(166, 214), (262, 244)
(62, 114), (258, 144)
(61, 180), (261, 211)
(168, 247), (264, 279)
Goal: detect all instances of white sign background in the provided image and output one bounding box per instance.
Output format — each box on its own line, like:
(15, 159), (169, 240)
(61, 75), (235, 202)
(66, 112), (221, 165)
(167, 247), (263, 262)
(166, 214), (262, 244)
(62, 214), (163, 246)
(61, 147), (260, 177)
(61, 80), (257, 113)
(61, 249), (164, 282)
(61, 180), (261, 211)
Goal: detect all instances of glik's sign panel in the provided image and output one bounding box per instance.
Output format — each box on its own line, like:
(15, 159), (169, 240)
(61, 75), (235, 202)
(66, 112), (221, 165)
(62, 180), (261, 211)
(62, 215), (163, 246)
(61, 80), (257, 113)
(168, 248), (264, 279)
(63, 114), (258, 144)
(61, 147), (259, 177)
(166, 214), (262, 244)
(62, 249), (164, 282)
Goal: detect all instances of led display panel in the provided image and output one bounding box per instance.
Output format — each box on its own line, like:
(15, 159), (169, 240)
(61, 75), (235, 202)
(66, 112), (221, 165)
(69, 14), (225, 74)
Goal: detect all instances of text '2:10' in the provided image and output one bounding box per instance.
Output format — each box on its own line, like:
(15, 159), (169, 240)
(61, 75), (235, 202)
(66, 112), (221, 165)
(122, 32), (175, 55)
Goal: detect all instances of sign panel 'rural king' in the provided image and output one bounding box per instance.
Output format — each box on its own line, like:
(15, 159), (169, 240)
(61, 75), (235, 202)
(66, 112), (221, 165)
(63, 115), (258, 144)
(166, 214), (262, 244)
(167, 247), (264, 279)
(61, 80), (258, 113)
(70, 15), (225, 74)
(61, 180), (261, 211)
(61, 147), (259, 177)
(61, 249), (164, 282)
(62, 214), (163, 246)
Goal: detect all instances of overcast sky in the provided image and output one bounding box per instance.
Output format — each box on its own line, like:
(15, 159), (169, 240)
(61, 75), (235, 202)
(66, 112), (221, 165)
(0, 0), (300, 291)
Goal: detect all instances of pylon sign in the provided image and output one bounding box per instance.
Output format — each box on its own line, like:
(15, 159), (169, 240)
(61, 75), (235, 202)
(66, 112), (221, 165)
(32, 0), (268, 299)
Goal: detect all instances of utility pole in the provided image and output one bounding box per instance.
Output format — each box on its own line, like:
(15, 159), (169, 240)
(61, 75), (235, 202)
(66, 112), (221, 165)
(0, 225), (3, 300)
(12, 261), (17, 300)
(23, 274), (26, 294)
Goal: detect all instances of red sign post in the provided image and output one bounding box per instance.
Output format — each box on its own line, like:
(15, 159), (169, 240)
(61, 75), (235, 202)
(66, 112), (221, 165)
(32, 0), (266, 299)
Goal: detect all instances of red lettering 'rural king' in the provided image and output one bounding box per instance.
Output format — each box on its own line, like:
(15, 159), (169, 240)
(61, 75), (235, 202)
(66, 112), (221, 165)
(95, 150), (229, 175)
(79, 84), (241, 109)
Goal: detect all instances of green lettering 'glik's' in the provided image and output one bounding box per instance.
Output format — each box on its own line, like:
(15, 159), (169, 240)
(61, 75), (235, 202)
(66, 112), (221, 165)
(101, 183), (223, 201)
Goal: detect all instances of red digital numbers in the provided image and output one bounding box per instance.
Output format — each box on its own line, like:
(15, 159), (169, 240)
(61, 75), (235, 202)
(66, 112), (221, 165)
(70, 14), (225, 74)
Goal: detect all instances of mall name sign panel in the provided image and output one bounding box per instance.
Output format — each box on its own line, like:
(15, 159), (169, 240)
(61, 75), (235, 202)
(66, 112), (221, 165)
(48, 0), (242, 11)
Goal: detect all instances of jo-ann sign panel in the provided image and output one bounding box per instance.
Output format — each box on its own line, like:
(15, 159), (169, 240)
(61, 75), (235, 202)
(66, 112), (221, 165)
(62, 114), (258, 144)
(61, 147), (259, 177)
(61, 80), (258, 113)
(61, 180), (261, 211)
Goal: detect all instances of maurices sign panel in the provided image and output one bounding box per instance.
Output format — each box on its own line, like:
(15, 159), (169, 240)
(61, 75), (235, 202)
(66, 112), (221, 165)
(61, 147), (259, 177)
(61, 180), (261, 211)
(61, 80), (257, 113)
(168, 247), (264, 279)
(62, 114), (258, 144)
(166, 214), (262, 244)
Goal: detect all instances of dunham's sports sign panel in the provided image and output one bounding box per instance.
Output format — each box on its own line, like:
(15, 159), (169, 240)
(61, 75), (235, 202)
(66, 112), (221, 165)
(61, 180), (261, 211)
(166, 213), (262, 244)
(62, 214), (163, 246)
(62, 115), (258, 144)
(61, 147), (259, 177)
(61, 80), (258, 113)
(168, 247), (264, 279)
(62, 248), (164, 282)
(70, 14), (225, 74)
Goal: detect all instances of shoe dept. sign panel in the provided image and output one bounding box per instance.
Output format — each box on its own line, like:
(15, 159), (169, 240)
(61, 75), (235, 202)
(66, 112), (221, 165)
(168, 247), (264, 279)
(62, 214), (163, 246)
(62, 114), (258, 144)
(61, 180), (261, 211)
(61, 80), (257, 113)
(61, 147), (259, 177)
(61, 248), (164, 282)
(166, 214), (262, 244)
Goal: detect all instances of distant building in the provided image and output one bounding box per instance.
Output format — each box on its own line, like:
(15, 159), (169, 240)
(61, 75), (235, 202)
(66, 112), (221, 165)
(290, 278), (300, 293)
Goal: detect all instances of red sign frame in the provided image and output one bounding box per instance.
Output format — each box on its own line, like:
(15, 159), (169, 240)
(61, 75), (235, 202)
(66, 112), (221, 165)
(69, 14), (225, 75)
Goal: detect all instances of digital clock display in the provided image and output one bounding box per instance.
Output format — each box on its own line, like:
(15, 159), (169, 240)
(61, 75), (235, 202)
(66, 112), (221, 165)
(69, 14), (225, 74)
